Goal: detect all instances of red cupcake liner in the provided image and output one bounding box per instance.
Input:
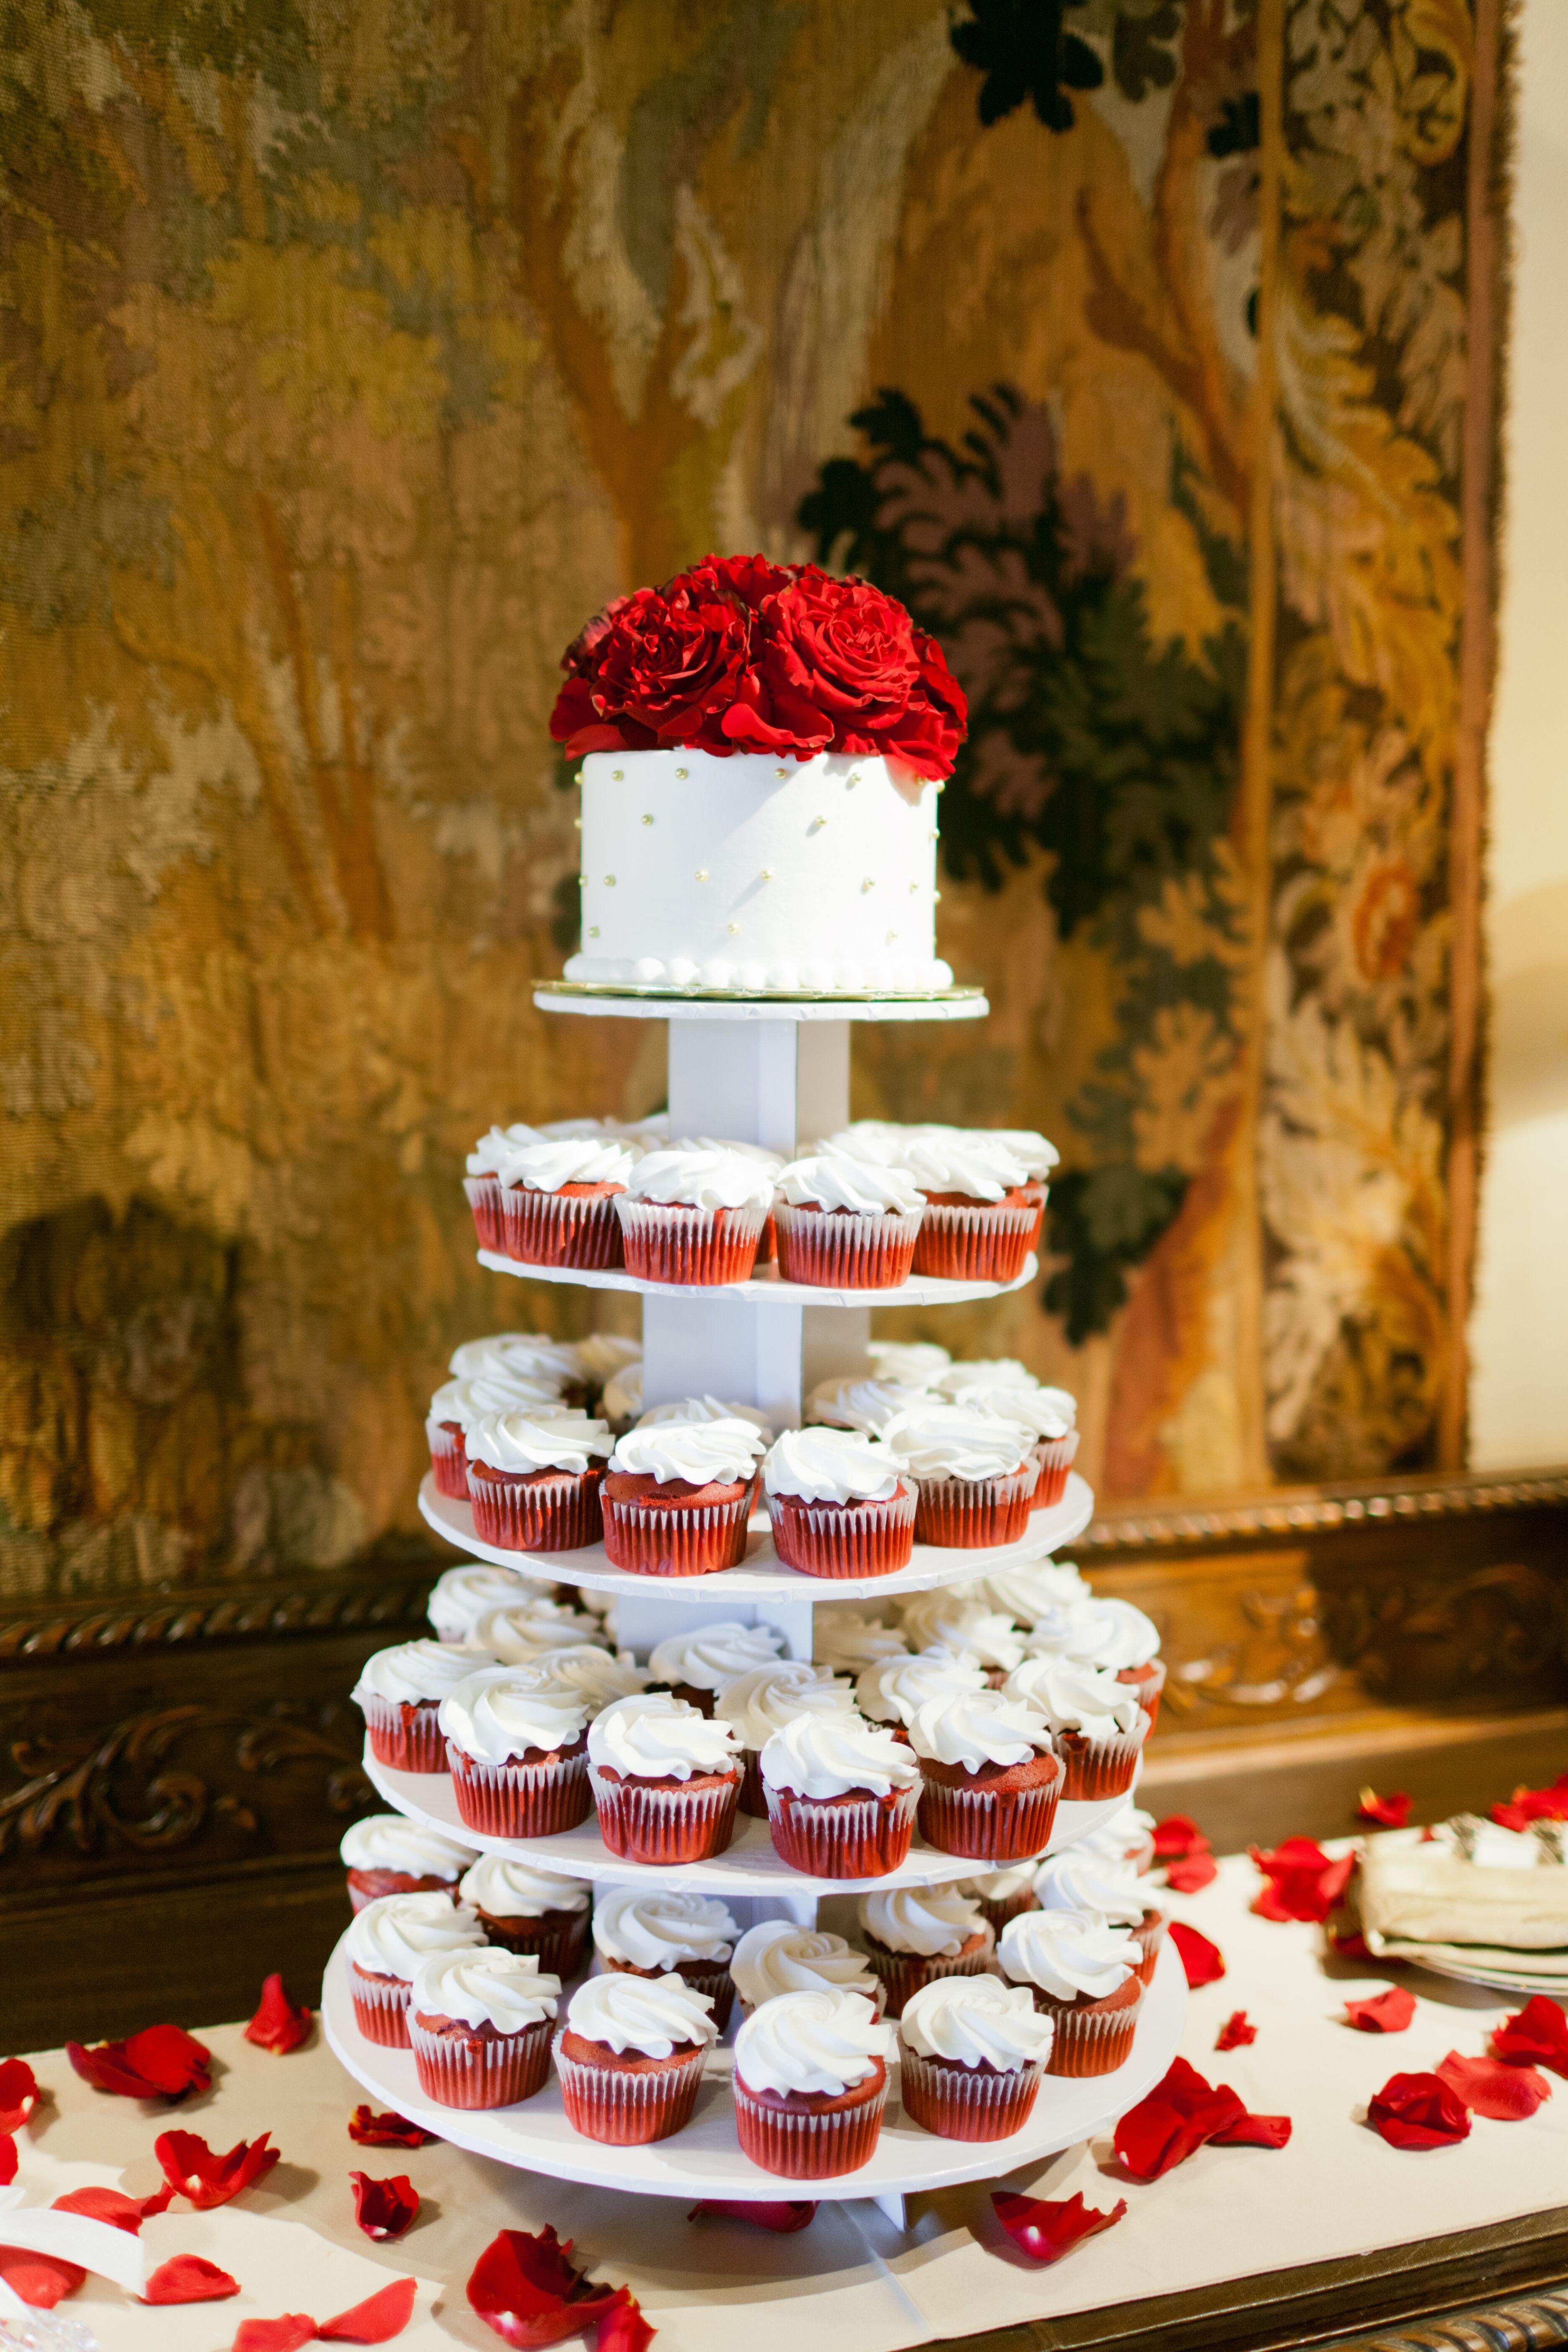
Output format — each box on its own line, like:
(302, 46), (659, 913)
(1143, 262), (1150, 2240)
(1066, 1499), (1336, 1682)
(351, 1967), (412, 2048)
(1030, 1429), (1080, 1509)
(476, 1908), (591, 1980)
(589, 1766), (740, 1863)
(1032, 1983), (1143, 2077)
(908, 1192), (1041, 1283)
(1132, 1908), (1166, 1986)
(362, 1695), (447, 1774)
(601, 1489), (750, 1576)
(409, 2013), (554, 2107)
(916, 1762), (1063, 1862)
(448, 1741), (593, 1837)
(500, 1184), (626, 1271)
(1051, 1726), (1145, 1801)
(427, 1418), (471, 1501)
(766, 1485), (917, 1578)
(897, 2046), (1044, 2141)
(467, 1465), (604, 1552)
(764, 1783), (918, 1879)
(1119, 1658), (1166, 1732)
(346, 1868), (459, 1914)
(772, 1202), (923, 1289)
(556, 2039), (708, 2143)
(861, 1938), (993, 2020)
(613, 1198), (766, 1285)
(913, 1464), (1036, 1548)
(464, 1173), (507, 1252)
(732, 2074), (887, 2178)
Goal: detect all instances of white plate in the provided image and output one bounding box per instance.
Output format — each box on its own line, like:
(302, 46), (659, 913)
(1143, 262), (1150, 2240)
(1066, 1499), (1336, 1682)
(362, 1746), (1142, 1895)
(1400, 1951), (1568, 1996)
(534, 988), (989, 1024)
(416, 1473), (1094, 1604)
(321, 1933), (1183, 2204)
(475, 1248), (1039, 1309)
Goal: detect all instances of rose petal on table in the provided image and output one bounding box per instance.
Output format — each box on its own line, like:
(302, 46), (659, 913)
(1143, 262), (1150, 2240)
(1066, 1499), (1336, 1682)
(245, 1975), (314, 2056)
(52, 2184), (173, 2233)
(232, 2317), (317, 2352)
(1356, 1788), (1412, 1828)
(317, 2276), (419, 2342)
(1366, 2071), (1472, 2149)
(156, 2128), (281, 2209)
(1168, 1921), (1226, 1986)
(348, 2107), (437, 2149)
(0, 2247), (87, 2308)
(1344, 1987), (1416, 2035)
(467, 2225), (622, 2348)
(1490, 1776), (1568, 1832)
(1491, 1996), (1568, 2076)
(597, 2286), (655, 2352)
(1215, 2011), (1256, 2050)
(1165, 1851), (1218, 1893)
(351, 2170), (419, 2240)
(1250, 1836), (1354, 1924)
(1210, 2110), (1292, 2148)
(1152, 1815), (1211, 1861)
(991, 2189), (1126, 2263)
(688, 2199), (816, 2231)
(67, 2023), (212, 2100)
(0, 2136), (14, 2189)
(0, 2060), (40, 2135)
(1113, 2058), (1247, 2179)
(1436, 2051), (1553, 2120)
(141, 2251), (242, 2303)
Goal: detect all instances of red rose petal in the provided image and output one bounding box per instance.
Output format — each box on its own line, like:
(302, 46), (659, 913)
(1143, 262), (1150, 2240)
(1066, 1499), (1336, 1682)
(1165, 1851), (1219, 1893)
(0, 2135), (14, 2189)
(1345, 1986), (1416, 2034)
(688, 2200), (816, 2231)
(245, 1974), (314, 2056)
(156, 2128), (281, 2210)
(1491, 1775), (1568, 1832)
(0, 2059), (40, 2135)
(1168, 1921), (1226, 1986)
(351, 2170), (419, 2240)
(1436, 2051), (1553, 2120)
(1357, 1788), (1412, 1828)
(52, 2183), (173, 2233)
(141, 2252), (242, 2303)
(67, 2022), (211, 2100)
(468, 2226), (622, 2348)
(233, 2319), (317, 2352)
(1366, 2070), (1472, 2149)
(1211, 2110), (1292, 2148)
(1251, 1835), (1350, 1923)
(992, 2189), (1126, 2264)
(1492, 1996), (1568, 2076)
(318, 2276), (419, 2342)
(348, 2107), (437, 2149)
(1152, 1814), (1211, 1861)
(596, 2288), (655, 2352)
(1114, 2058), (1246, 2179)
(1215, 2011), (1256, 2050)
(0, 2248), (86, 2308)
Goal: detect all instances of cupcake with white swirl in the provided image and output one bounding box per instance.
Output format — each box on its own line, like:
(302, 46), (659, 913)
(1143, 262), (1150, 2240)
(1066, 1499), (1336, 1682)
(865, 1338), (951, 1387)
(467, 1593), (608, 1664)
(910, 1687), (1063, 1863)
(593, 1887), (740, 2030)
(806, 1373), (930, 1438)
(730, 1922), (883, 2017)
(463, 1124), (544, 1251)
(426, 1365), (569, 1500)
(732, 1988), (895, 2179)
(571, 1331), (642, 1403)
(351, 1640), (492, 1774)
(427, 1562), (551, 1646)
(459, 1853), (593, 1978)
(813, 1608), (910, 1677)
(465, 1411), (614, 1553)
(1035, 1847), (1166, 1984)
(637, 1394), (775, 1507)
(603, 1418), (763, 1577)
(346, 1889), (485, 2046)
(612, 1142), (776, 1285)
(763, 1426), (918, 1579)
(720, 1661), (856, 1816)
(760, 1712), (922, 1880)
(646, 1620), (784, 1717)
(556, 1970), (718, 2145)
(894, 1129), (1045, 1284)
(897, 1591), (1026, 1683)
(587, 1692), (743, 1864)
(999, 1907), (1142, 2077)
(495, 1133), (643, 1272)
(408, 1946), (562, 2108)
(856, 1651), (987, 1745)
(450, 1330), (586, 1398)
(958, 1858), (1042, 1934)
(1019, 1594), (1165, 1724)
(881, 1405), (1037, 1550)
(1005, 1654), (1148, 1800)
(898, 1973), (1056, 2141)
(855, 1884), (993, 2018)
(960, 1382), (1079, 1512)
(973, 1557), (1090, 1627)
(772, 1149), (927, 1290)
(504, 1644), (648, 1713)
(341, 1815), (476, 1911)
(438, 1666), (593, 1837)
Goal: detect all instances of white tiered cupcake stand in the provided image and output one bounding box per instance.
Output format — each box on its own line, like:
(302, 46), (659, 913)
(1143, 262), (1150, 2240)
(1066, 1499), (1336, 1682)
(323, 989), (1186, 2228)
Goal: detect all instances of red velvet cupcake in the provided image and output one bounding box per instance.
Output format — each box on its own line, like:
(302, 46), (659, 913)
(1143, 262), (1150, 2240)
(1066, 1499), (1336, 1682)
(462, 1124), (536, 1252)
(351, 1640), (487, 1774)
(909, 1687), (1064, 1861)
(593, 1886), (739, 2034)
(998, 1910), (1144, 2075)
(438, 1669), (593, 1838)
(732, 1989), (895, 2177)
(887, 1131), (1043, 1283)
(771, 1153), (926, 1289)
(587, 1693), (742, 1863)
(763, 1427), (916, 1577)
(457, 1854), (593, 1980)
(719, 1661), (857, 1816)
(760, 1713), (922, 1880)
(1004, 1656), (1148, 1801)
(897, 1974), (1056, 2141)
(882, 1404), (1037, 1548)
(612, 1145), (774, 1284)
(1033, 1848), (1166, 1984)
(465, 1410), (611, 1553)
(494, 1136), (640, 1270)
(602, 1416), (763, 1575)
(341, 1815), (475, 1912)
(407, 1948), (561, 2108)
(645, 1620), (784, 1726)
(344, 1890), (485, 2048)
(556, 1971), (718, 2145)
(855, 1886), (995, 2018)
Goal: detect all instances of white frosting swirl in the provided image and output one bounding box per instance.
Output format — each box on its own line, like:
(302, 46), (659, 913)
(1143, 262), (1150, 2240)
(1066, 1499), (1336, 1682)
(959, 1860), (1038, 1903)
(1019, 1595), (1161, 1671)
(881, 1404), (1032, 1483)
(998, 1908), (1137, 2000)
(429, 1371), (565, 1431)
(565, 1970), (717, 2057)
(621, 1145), (775, 1213)
(572, 1333), (642, 1381)
(813, 1610), (910, 1675)
(961, 1387), (1074, 1442)
(734, 1989), (893, 2097)
(759, 1711), (920, 1801)
(892, 1131), (1030, 1200)
(899, 1975), (1056, 2070)
(865, 1339), (951, 1387)
(602, 1363), (644, 1424)
(932, 1358), (1039, 1398)
(340, 1816), (475, 1878)
(467, 1124), (544, 1176)
(1004, 1655), (1145, 1739)
(730, 1924), (881, 2009)
(437, 1667), (590, 1764)
(647, 1622), (783, 1694)
(410, 1947), (560, 2032)
(466, 1411), (613, 1477)
(908, 1687), (1051, 1770)
(498, 1137), (642, 1193)
(503, 1645), (648, 1710)
(609, 1419), (762, 1486)
(807, 1375), (928, 1436)
(974, 1560), (1091, 1625)
(449, 1332), (583, 1387)
(459, 1853), (591, 1918)
(720, 1663), (856, 1749)
(900, 1593), (1026, 1672)
(777, 1151), (925, 1215)
(855, 1652), (986, 1727)
(1034, 1850), (1147, 1926)
(763, 1426), (902, 1505)
(586, 1692), (741, 1783)
(353, 1640), (488, 1709)
(346, 1890), (485, 1981)
(987, 1129), (1059, 1180)
(637, 1394), (774, 1442)
(859, 1884), (986, 1956)
(428, 1565), (550, 1644)
(593, 1887), (738, 1968)
(1074, 1803), (1158, 1873)
(468, 1598), (609, 1663)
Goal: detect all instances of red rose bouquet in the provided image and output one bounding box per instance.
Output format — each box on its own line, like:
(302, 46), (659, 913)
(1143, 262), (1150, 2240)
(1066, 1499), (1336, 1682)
(550, 555), (967, 780)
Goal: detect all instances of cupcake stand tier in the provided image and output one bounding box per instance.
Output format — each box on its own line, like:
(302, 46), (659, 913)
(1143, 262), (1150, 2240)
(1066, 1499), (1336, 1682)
(343, 991), (1185, 2228)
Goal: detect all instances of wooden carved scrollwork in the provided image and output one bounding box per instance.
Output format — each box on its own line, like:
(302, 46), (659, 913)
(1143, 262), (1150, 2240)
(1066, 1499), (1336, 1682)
(1347, 2289), (1568, 2349)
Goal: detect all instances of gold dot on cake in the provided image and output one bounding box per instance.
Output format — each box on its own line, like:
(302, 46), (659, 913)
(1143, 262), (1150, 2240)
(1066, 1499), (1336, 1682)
(847, 771), (861, 787)
(573, 817), (582, 830)
(812, 815), (827, 828)
(885, 930), (898, 945)
(675, 767), (688, 779)
(574, 769), (584, 785)
(603, 874), (616, 886)
(861, 877), (874, 892)
(934, 890), (943, 902)
(760, 868), (774, 881)
(611, 769), (624, 781)
(641, 813), (654, 825)
(908, 881), (918, 894)
(727, 921), (740, 935)
(694, 868), (709, 882)
(774, 766), (788, 779)
(588, 926), (599, 939)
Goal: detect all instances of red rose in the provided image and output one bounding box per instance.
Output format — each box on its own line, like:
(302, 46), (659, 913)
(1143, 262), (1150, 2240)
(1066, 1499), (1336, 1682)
(731, 570), (916, 753)
(549, 573), (755, 758)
